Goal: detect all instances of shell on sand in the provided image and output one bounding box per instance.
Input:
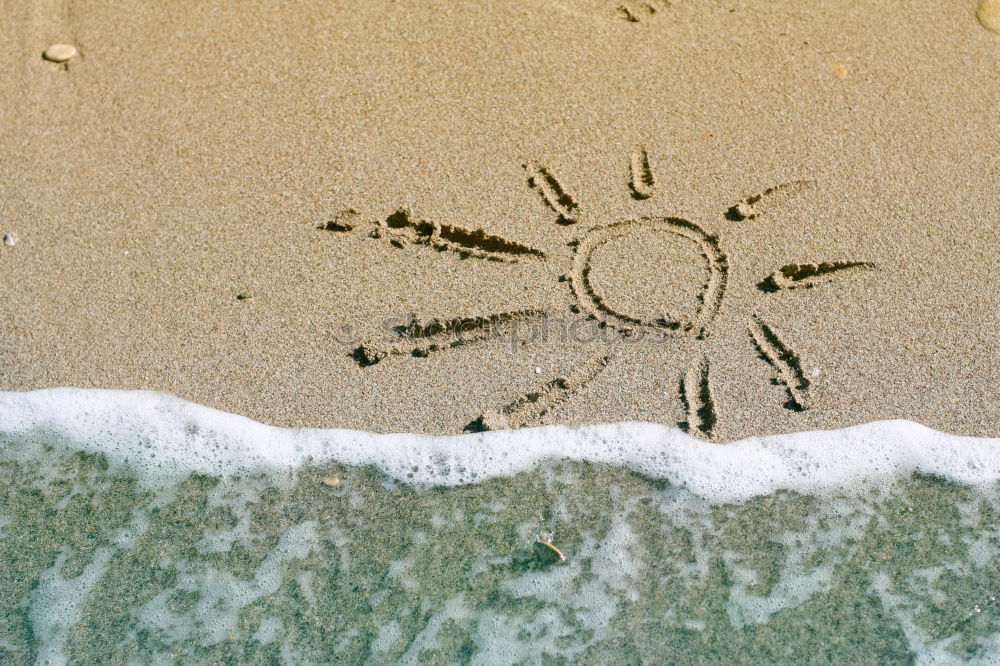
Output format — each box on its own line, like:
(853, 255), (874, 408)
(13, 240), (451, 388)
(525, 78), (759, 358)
(979, 0), (1000, 34)
(532, 540), (566, 565)
(43, 44), (77, 62)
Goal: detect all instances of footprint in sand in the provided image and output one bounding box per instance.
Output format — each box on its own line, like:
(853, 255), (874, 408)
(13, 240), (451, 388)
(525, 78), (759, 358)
(321, 148), (876, 439)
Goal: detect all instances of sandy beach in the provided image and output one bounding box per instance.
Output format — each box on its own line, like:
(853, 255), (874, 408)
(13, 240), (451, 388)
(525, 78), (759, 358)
(1, 0), (997, 441)
(2, 2), (1000, 663)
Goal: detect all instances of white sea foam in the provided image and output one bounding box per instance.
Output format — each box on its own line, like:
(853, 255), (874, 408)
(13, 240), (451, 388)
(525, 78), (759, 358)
(2, 387), (998, 663)
(0, 388), (998, 502)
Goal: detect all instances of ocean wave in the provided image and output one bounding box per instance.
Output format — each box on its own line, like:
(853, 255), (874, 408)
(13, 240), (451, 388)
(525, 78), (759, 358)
(1, 388), (997, 502)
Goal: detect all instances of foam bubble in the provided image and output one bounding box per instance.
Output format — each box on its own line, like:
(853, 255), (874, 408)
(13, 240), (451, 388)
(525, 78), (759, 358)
(0, 388), (998, 502)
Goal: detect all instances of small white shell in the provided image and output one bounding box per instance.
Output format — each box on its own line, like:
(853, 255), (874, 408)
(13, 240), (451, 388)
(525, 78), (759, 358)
(43, 44), (77, 63)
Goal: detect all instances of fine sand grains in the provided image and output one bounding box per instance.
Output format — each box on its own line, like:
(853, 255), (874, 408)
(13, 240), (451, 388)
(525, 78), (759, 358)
(1, 0), (998, 438)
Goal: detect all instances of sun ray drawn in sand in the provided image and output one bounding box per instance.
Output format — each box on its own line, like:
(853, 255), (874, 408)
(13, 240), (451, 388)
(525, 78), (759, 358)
(322, 148), (876, 439)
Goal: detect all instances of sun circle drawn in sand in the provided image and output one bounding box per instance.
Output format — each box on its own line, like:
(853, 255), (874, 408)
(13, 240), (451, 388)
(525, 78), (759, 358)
(568, 216), (726, 339)
(321, 148), (876, 438)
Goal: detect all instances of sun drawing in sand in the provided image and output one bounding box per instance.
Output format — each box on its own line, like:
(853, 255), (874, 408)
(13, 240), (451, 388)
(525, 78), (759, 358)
(322, 148), (875, 439)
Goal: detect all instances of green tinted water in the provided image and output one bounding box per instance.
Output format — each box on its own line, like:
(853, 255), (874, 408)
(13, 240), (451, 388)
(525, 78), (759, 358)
(1, 438), (998, 664)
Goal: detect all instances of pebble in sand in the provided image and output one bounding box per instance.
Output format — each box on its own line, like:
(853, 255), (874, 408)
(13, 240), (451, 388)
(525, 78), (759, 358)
(43, 44), (77, 63)
(980, 0), (1000, 34)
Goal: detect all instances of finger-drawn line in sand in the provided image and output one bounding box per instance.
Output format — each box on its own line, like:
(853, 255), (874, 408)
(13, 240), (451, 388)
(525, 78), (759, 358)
(327, 155), (874, 436)
(758, 261), (876, 292)
(617, 0), (672, 22)
(353, 309), (548, 366)
(725, 180), (814, 221)
(321, 208), (546, 263)
(469, 355), (611, 432)
(628, 147), (656, 200)
(567, 217), (727, 339)
(749, 316), (810, 411)
(524, 162), (580, 225)
(679, 355), (716, 437)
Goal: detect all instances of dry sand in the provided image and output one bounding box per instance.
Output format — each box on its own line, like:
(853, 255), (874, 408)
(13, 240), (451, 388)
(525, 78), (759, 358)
(1, 0), (998, 440)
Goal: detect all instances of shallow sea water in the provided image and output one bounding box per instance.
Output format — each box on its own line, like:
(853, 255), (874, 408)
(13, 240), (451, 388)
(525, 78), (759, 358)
(2, 437), (999, 664)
